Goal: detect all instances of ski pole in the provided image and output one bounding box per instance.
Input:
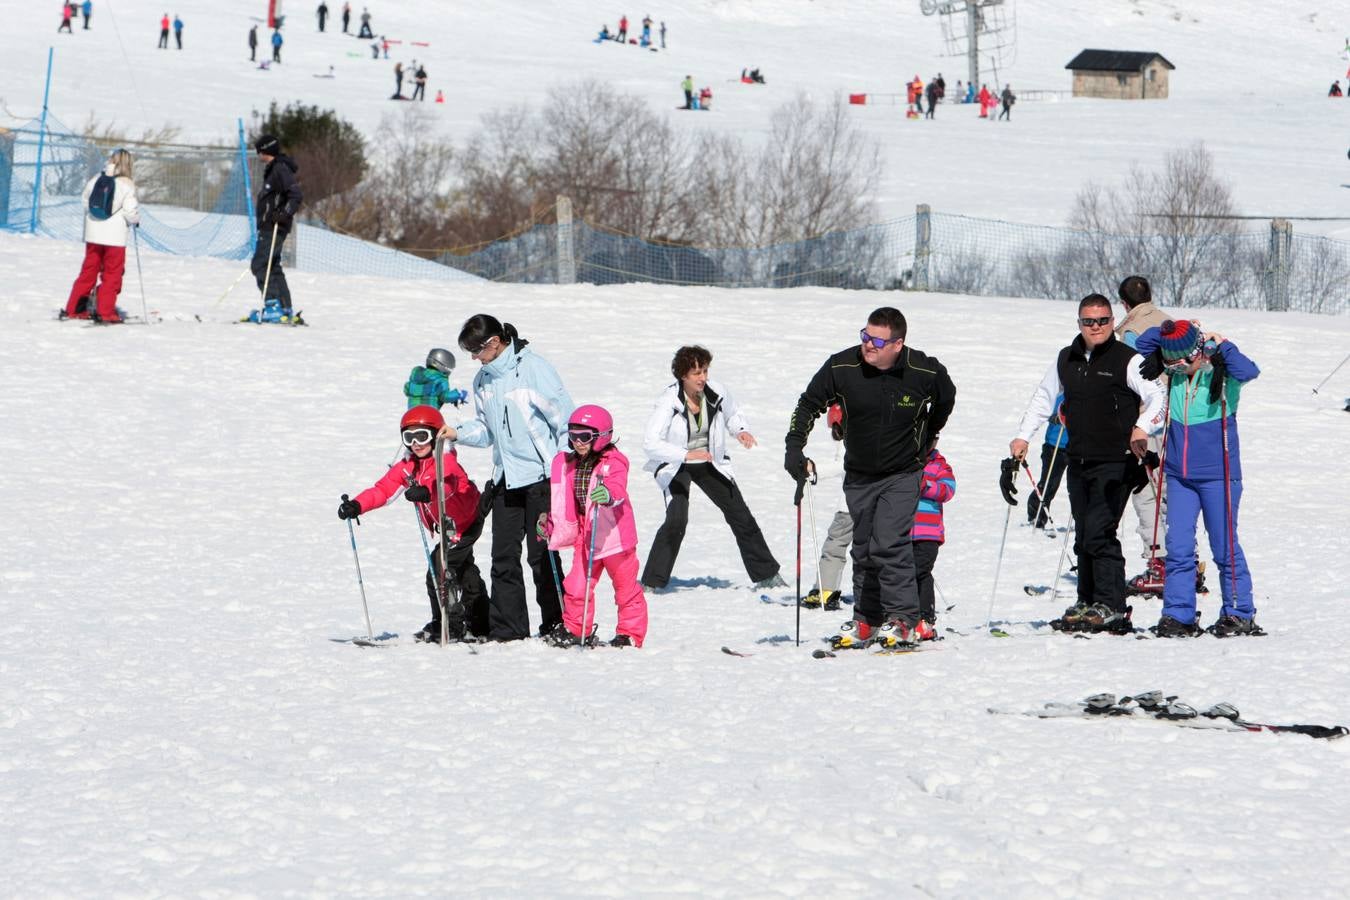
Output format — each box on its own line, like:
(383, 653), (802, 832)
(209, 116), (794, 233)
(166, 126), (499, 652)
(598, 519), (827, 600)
(256, 221), (279, 323)
(1311, 350), (1350, 394)
(985, 503), (1013, 633)
(581, 502), (599, 649)
(1048, 519), (1075, 606)
(131, 226), (149, 324)
(803, 473), (823, 600)
(793, 472), (808, 647)
(1028, 440), (1061, 528)
(342, 495), (374, 640)
(1220, 389), (1238, 609)
(1019, 460), (1053, 526)
(434, 437), (450, 647)
(212, 266), (253, 307)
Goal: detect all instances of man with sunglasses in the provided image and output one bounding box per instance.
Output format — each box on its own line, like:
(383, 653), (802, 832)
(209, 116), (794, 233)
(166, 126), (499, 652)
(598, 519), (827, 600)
(784, 307), (955, 648)
(1010, 294), (1165, 634)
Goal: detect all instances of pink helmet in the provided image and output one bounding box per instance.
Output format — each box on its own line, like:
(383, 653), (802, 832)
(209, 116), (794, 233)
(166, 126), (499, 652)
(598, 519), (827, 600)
(568, 404), (614, 451)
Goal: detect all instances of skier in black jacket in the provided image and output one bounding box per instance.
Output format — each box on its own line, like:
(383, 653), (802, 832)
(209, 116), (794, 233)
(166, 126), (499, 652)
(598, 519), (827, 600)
(251, 134), (303, 316)
(1009, 294), (1165, 633)
(784, 306), (955, 647)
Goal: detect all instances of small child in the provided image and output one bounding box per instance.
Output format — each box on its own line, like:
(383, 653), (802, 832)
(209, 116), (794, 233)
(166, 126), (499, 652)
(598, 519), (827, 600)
(1028, 394), (1067, 529)
(338, 405), (487, 642)
(912, 441), (956, 636)
(538, 404), (648, 647)
(404, 348), (468, 410)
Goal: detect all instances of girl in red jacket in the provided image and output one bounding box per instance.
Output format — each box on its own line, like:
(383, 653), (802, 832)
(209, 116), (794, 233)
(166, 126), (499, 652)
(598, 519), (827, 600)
(338, 405), (487, 642)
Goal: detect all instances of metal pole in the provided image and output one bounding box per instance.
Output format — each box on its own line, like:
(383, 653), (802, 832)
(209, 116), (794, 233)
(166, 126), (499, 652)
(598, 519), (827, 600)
(132, 226), (149, 323)
(342, 498), (374, 639)
(29, 48), (55, 234)
(984, 504), (1013, 632)
(238, 119), (256, 240)
(1312, 351), (1350, 394)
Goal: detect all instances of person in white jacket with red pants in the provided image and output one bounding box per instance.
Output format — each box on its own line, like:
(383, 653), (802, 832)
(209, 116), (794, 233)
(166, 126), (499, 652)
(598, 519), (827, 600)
(63, 148), (140, 322)
(640, 345), (783, 591)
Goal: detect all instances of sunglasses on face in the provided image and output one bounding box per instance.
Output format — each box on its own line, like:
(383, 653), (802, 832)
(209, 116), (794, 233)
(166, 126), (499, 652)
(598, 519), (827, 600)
(1079, 316), (1113, 327)
(401, 427), (434, 447)
(465, 336), (498, 356)
(859, 329), (898, 349)
(568, 429), (599, 445)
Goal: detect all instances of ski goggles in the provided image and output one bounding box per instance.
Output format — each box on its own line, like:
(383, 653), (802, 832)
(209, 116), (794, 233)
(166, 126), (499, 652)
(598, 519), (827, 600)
(1078, 315), (1113, 327)
(568, 428), (600, 445)
(401, 427), (435, 447)
(859, 329), (900, 349)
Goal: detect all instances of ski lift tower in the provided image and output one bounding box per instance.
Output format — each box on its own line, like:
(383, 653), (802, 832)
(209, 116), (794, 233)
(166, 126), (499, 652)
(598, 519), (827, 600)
(920, 0), (1016, 89)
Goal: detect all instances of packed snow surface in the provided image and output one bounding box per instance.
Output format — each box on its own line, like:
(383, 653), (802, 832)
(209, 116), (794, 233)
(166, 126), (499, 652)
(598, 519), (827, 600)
(4, 231), (1350, 895)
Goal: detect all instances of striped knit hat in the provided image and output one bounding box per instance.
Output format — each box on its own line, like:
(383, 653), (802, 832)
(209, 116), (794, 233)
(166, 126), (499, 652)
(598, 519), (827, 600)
(1158, 319), (1202, 361)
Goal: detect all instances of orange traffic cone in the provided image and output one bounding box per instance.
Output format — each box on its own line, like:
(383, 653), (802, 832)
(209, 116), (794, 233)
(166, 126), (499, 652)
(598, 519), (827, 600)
(434, 90), (444, 103)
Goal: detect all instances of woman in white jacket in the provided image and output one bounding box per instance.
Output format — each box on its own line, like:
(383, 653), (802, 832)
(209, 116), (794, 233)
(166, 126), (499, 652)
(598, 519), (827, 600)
(63, 148), (140, 323)
(640, 345), (783, 590)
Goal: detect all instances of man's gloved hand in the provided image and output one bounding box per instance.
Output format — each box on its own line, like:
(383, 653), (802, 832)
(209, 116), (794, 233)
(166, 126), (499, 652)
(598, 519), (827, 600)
(1141, 450), (1161, 472)
(784, 446), (813, 481)
(999, 458), (1018, 506)
(275, 210), (294, 229)
(1139, 349), (1165, 381)
(589, 483), (612, 506)
(338, 494), (362, 520)
(1130, 457), (1152, 495)
(404, 485), (431, 503)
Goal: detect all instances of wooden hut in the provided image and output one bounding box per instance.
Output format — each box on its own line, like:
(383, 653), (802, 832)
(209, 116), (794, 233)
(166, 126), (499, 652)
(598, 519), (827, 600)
(1065, 50), (1175, 99)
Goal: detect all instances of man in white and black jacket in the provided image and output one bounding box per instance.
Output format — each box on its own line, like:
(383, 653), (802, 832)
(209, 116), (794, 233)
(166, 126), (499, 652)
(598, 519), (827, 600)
(1009, 293), (1165, 634)
(251, 134), (303, 315)
(784, 307), (955, 646)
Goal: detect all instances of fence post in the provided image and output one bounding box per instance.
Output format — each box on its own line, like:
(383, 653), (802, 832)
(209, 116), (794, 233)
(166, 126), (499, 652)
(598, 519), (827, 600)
(1265, 218), (1291, 312)
(556, 194), (575, 285)
(914, 203), (931, 291)
(0, 130), (13, 230)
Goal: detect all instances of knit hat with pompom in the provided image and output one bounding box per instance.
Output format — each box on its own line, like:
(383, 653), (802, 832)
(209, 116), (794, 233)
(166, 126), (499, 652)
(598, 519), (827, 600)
(1158, 319), (1202, 361)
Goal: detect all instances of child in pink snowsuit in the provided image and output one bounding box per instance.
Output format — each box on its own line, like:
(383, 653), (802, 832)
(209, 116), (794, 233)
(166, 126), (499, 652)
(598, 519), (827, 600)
(540, 404), (648, 647)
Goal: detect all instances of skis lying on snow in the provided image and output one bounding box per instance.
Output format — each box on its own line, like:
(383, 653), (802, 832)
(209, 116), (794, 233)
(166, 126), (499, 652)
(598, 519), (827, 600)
(331, 631), (400, 648)
(990, 691), (1348, 740)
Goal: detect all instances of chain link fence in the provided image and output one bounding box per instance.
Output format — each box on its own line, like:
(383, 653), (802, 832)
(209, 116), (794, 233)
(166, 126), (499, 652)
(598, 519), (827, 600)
(4, 115), (1347, 313)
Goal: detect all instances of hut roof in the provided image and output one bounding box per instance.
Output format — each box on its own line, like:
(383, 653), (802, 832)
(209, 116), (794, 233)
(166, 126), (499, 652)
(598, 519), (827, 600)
(1065, 50), (1175, 72)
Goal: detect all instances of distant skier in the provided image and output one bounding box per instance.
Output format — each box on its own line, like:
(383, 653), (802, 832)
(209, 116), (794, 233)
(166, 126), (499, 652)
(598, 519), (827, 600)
(157, 12), (169, 47)
(82, 1), (92, 30)
(977, 84), (994, 117)
(342, 1), (350, 33)
(617, 14), (628, 42)
(172, 14), (183, 49)
(681, 74), (693, 109)
(62, 149), (140, 323)
(251, 134), (303, 320)
(248, 24), (258, 61)
(58, 3), (73, 32)
(999, 85), (1016, 120)
(1331, 81), (1344, 97)
(659, 20), (666, 48)
(412, 63), (427, 100)
(924, 80), (939, 119)
(358, 6), (373, 39)
(272, 28), (283, 62)
(404, 349), (467, 410)
(317, 1), (328, 32)
(393, 61), (405, 98)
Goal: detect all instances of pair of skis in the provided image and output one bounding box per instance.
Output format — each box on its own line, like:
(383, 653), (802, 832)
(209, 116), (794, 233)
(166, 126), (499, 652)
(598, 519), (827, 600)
(991, 691), (1347, 740)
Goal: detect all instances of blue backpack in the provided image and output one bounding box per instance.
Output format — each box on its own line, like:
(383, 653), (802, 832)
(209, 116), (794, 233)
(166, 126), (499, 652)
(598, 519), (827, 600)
(88, 173), (117, 221)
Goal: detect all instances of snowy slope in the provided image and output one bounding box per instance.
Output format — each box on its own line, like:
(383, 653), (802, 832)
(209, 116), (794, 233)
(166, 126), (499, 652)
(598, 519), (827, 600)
(4, 230), (1350, 895)
(5, 0), (1350, 233)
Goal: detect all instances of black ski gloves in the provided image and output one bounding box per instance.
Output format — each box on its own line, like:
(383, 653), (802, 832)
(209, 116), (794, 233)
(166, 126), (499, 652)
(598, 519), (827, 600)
(404, 485), (431, 503)
(477, 477), (500, 520)
(338, 494), (362, 520)
(1139, 349), (1165, 382)
(784, 446), (812, 482)
(999, 457), (1018, 506)
(1141, 450), (1161, 472)
(1129, 455), (1156, 495)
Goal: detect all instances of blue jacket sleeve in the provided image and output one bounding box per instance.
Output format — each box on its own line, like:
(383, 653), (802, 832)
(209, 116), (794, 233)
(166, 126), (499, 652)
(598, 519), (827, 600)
(1216, 340), (1259, 383)
(1134, 326), (1162, 356)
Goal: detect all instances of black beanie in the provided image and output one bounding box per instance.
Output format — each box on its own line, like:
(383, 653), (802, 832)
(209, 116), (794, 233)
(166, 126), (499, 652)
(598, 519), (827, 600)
(254, 134), (281, 156)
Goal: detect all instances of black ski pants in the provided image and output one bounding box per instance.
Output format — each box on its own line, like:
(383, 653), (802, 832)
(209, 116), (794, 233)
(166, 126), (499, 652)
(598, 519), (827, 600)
(488, 478), (562, 641)
(844, 469), (923, 626)
(1066, 456), (1134, 612)
(426, 516), (489, 638)
(1027, 441), (1068, 527)
(914, 539), (941, 624)
(250, 227), (292, 309)
(641, 464), (780, 588)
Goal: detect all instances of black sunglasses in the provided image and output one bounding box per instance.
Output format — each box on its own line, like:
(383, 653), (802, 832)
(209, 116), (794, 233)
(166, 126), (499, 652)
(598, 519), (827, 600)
(1078, 316), (1112, 327)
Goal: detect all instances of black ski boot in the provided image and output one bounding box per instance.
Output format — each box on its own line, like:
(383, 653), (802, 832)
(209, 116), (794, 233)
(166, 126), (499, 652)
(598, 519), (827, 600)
(1206, 615), (1266, 637)
(1051, 602), (1091, 632)
(1151, 615), (1203, 638)
(1078, 603), (1134, 635)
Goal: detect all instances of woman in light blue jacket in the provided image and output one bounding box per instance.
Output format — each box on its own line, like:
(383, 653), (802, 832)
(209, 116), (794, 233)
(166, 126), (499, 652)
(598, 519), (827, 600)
(441, 315), (573, 641)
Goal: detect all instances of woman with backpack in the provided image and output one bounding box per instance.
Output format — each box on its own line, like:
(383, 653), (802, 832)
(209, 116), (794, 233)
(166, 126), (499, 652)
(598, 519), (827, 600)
(63, 148), (140, 323)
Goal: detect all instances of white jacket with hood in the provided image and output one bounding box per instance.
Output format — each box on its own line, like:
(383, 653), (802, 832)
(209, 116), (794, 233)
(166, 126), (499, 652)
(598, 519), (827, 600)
(81, 163), (140, 247)
(642, 378), (751, 494)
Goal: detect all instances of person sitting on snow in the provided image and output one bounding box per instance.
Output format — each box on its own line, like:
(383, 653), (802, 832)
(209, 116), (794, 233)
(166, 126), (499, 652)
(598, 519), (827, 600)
(598, 24), (611, 41)
(1331, 80), (1344, 97)
(699, 86), (712, 110)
